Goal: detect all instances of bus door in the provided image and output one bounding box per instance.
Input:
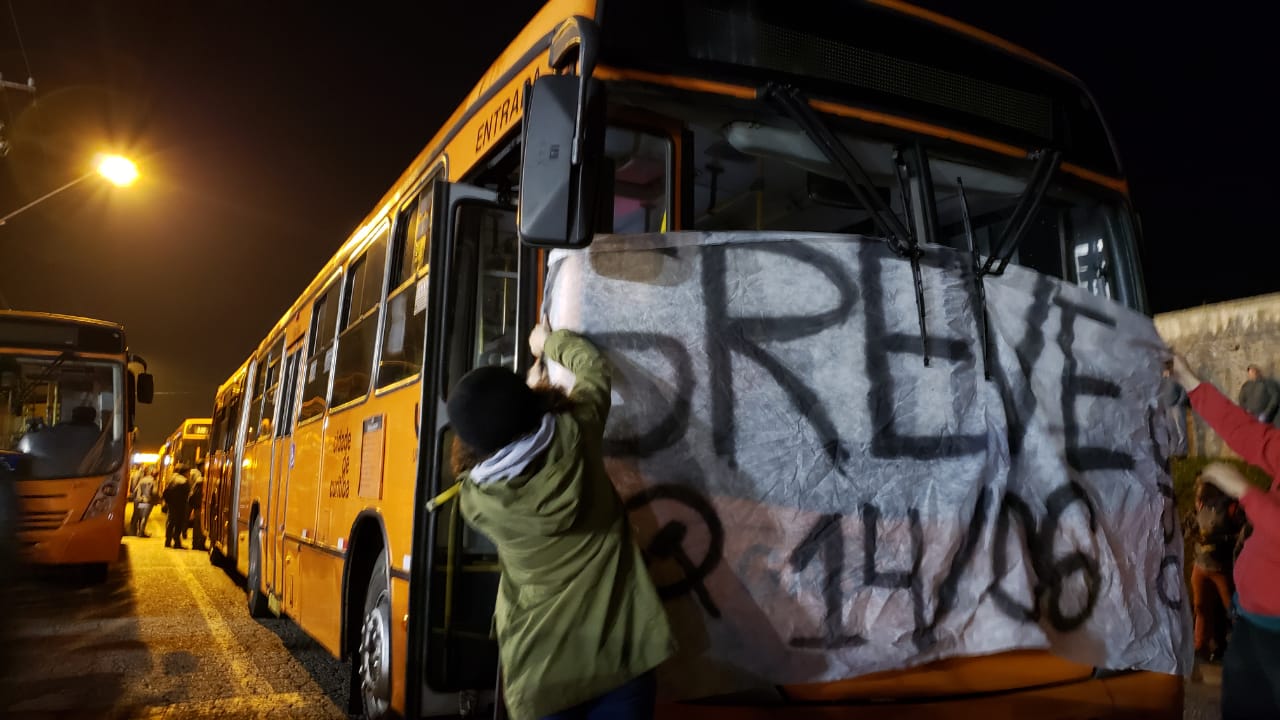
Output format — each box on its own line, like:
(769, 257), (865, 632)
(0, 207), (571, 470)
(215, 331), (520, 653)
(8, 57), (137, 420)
(268, 345), (303, 609)
(213, 375), (247, 563)
(246, 339), (284, 594)
(408, 182), (533, 712)
(235, 359), (262, 577)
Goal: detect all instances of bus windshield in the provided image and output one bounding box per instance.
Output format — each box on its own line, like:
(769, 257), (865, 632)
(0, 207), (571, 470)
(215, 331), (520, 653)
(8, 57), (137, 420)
(0, 352), (125, 479)
(179, 422), (211, 467)
(603, 92), (1138, 307)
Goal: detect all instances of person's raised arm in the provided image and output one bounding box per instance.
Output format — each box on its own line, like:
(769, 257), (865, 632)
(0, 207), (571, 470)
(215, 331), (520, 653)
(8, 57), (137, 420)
(535, 325), (612, 431)
(1202, 462), (1280, 538)
(1173, 354), (1280, 479)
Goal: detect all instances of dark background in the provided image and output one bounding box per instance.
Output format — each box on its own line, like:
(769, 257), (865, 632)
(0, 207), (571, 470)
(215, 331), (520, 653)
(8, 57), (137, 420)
(0, 2), (1270, 448)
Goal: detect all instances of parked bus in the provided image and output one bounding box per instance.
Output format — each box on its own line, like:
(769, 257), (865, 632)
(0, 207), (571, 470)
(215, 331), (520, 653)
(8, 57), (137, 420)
(155, 417), (212, 492)
(204, 361), (248, 568)
(0, 310), (154, 580)
(208, 1), (1181, 717)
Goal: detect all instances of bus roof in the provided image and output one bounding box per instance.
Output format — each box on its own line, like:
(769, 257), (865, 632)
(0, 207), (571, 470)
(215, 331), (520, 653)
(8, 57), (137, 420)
(250, 0), (1117, 357)
(0, 309), (124, 333)
(0, 310), (127, 354)
(867, 0), (1075, 80)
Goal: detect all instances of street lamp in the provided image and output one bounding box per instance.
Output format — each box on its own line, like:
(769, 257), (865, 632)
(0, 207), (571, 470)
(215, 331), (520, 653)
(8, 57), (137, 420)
(0, 153), (138, 226)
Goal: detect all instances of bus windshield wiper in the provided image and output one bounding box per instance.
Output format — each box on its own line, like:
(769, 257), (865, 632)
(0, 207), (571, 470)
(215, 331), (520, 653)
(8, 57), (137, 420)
(957, 177), (993, 381)
(17, 350), (74, 408)
(979, 148), (1061, 277)
(763, 83), (933, 365)
(762, 83), (912, 253)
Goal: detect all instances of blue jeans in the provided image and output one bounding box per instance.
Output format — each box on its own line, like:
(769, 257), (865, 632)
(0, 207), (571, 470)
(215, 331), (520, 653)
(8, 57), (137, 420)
(540, 671), (656, 720)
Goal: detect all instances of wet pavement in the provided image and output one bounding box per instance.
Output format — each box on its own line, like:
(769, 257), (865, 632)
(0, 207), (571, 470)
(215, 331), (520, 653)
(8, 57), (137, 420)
(0, 509), (349, 719)
(1184, 662), (1221, 720)
(0, 507), (1227, 719)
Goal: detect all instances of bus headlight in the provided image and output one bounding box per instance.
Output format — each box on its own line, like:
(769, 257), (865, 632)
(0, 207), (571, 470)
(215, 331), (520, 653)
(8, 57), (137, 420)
(82, 472), (123, 521)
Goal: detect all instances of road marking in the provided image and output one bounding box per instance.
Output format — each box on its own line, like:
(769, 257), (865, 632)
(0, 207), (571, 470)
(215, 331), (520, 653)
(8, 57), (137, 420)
(172, 554), (274, 696)
(132, 691), (344, 718)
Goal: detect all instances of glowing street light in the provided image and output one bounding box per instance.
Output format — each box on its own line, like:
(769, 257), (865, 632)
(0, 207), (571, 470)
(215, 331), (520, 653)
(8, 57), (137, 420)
(95, 154), (138, 187)
(0, 152), (139, 226)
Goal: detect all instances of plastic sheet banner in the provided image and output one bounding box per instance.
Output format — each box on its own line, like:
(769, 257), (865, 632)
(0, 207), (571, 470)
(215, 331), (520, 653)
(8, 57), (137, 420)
(543, 232), (1191, 699)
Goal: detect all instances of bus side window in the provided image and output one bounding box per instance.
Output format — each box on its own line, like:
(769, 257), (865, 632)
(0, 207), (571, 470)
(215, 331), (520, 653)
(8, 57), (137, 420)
(603, 127), (672, 233)
(300, 284), (339, 421)
(332, 227), (389, 407)
(225, 383), (244, 451)
(378, 187), (433, 389)
(275, 351), (301, 438)
(1067, 204), (1118, 300)
(260, 338), (284, 438)
(246, 357), (268, 444)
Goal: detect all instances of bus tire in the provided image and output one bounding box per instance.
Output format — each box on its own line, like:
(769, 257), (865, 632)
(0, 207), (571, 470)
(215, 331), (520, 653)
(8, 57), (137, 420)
(356, 553), (392, 719)
(246, 515), (269, 618)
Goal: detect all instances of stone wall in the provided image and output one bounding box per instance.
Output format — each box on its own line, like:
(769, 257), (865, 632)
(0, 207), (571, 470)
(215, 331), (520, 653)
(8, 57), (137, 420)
(1154, 292), (1280, 458)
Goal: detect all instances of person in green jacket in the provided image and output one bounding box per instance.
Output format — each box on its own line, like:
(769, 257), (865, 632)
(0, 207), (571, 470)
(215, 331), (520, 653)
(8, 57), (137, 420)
(449, 324), (675, 720)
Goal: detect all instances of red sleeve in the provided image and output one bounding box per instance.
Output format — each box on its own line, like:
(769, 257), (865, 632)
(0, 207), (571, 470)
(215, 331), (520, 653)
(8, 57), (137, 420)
(1240, 487), (1280, 536)
(1189, 383), (1280, 484)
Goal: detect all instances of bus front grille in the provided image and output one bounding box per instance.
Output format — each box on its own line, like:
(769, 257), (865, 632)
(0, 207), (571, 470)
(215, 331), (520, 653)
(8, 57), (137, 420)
(19, 509), (71, 533)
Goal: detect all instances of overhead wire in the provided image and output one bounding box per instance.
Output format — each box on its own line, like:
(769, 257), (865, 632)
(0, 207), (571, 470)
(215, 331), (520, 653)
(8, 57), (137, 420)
(7, 0), (34, 82)
(1, 0), (38, 154)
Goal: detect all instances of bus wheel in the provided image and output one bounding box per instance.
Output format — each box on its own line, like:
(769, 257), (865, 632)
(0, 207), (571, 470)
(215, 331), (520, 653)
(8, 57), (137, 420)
(246, 516), (269, 617)
(357, 554), (392, 719)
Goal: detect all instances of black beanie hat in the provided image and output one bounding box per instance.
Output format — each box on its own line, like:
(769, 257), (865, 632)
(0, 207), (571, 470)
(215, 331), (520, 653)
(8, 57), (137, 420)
(447, 365), (544, 456)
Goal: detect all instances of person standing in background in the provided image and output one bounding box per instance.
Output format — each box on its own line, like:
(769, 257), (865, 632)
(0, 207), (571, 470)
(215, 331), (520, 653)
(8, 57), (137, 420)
(162, 466), (190, 550)
(188, 470), (206, 551)
(1185, 477), (1245, 662)
(1238, 363), (1279, 424)
(130, 469), (157, 537)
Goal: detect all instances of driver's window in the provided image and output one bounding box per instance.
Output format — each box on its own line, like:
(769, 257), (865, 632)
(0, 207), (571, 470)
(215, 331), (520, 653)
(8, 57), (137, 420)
(604, 127), (671, 233)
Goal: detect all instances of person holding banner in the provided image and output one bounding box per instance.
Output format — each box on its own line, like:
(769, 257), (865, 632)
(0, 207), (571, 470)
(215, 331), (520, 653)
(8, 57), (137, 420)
(449, 324), (674, 720)
(1171, 353), (1280, 719)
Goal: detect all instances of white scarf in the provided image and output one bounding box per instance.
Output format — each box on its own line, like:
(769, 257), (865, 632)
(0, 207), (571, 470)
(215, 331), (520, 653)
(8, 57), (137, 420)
(469, 412), (556, 485)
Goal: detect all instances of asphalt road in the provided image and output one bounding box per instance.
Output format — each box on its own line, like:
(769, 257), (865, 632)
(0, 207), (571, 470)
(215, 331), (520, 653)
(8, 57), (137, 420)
(0, 508), (1227, 719)
(0, 510), (348, 719)
(1184, 664), (1221, 720)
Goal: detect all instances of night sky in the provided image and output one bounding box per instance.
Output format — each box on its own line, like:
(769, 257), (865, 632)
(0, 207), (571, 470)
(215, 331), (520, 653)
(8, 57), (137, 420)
(0, 2), (1271, 448)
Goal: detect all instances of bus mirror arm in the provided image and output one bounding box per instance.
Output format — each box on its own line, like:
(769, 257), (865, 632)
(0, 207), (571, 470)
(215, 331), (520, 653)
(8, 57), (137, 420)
(548, 16), (600, 166)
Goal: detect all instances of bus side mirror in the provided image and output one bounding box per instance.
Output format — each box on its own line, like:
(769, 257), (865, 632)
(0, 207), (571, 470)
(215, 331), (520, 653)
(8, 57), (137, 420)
(138, 373), (155, 404)
(518, 74), (604, 248)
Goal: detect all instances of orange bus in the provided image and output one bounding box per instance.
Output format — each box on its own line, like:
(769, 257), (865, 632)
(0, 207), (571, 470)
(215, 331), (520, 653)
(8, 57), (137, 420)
(208, 1), (1182, 717)
(0, 310), (154, 581)
(155, 417), (212, 493)
(203, 362), (248, 569)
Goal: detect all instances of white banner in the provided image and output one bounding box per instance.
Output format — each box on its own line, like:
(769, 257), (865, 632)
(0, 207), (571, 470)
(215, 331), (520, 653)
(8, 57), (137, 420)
(544, 232), (1190, 699)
